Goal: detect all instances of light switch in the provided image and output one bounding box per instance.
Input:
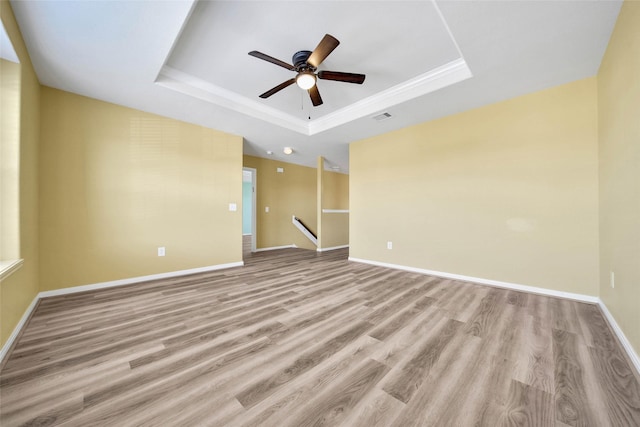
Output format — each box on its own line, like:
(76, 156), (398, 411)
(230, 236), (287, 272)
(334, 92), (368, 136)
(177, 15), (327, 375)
(265, 206), (270, 213)
(229, 203), (237, 212)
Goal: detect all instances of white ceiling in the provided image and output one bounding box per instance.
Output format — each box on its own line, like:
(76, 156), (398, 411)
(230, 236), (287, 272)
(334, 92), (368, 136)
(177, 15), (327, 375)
(10, 0), (621, 173)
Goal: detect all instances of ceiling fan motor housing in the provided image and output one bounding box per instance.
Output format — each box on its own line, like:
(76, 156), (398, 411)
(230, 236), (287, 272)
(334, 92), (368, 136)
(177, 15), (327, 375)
(293, 50), (314, 71)
(249, 34), (365, 107)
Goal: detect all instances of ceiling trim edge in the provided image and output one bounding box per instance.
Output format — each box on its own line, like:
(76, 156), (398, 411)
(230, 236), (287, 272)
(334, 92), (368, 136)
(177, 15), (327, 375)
(308, 58), (472, 135)
(156, 58), (472, 136)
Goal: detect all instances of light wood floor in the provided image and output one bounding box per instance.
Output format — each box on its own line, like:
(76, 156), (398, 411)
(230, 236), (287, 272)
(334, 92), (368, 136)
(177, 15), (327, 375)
(1, 246), (639, 426)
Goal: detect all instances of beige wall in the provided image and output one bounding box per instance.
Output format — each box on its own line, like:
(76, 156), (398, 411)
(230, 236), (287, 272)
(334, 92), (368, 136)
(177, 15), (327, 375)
(351, 77), (600, 295)
(318, 160), (349, 249)
(0, 0), (41, 347)
(243, 155), (317, 250)
(39, 88), (243, 291)
(598, 1), (640, 353)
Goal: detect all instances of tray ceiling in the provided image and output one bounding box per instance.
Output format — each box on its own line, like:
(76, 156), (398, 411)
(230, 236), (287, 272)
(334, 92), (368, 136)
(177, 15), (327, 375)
(10, 0), (622, 172)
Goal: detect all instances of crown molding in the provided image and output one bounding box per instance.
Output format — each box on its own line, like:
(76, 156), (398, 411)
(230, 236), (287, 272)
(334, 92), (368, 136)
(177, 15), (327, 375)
(156, 65), (310, 134)
(308, 58), (472, 135)
(156, 58), (472, 136)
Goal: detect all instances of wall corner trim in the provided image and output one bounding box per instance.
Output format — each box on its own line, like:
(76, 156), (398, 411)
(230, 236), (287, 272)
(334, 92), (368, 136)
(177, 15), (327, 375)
(0, 260), (244, 364)
(597, 299), (640, 376)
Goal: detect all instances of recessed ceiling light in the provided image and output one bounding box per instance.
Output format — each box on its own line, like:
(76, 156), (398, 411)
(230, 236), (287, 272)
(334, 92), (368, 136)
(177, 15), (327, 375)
(283, 147), (293, 155)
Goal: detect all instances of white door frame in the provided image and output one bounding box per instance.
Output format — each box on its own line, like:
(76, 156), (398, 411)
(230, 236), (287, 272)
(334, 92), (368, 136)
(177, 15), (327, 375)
(243, 167), (257, 252)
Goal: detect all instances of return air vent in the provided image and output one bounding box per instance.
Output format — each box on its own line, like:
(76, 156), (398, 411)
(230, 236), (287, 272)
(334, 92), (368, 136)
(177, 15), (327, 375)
(372, 112), (392, 121)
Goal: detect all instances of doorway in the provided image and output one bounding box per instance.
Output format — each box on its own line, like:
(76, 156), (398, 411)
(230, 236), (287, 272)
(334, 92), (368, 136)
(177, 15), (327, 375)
(242, 167), (257, 255)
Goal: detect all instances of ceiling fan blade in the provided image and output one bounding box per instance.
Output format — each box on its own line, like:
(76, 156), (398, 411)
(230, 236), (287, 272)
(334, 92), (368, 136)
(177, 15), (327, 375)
(318, 70), (366, 84)
(308, 85), (323, 106)
(259, 78), (296, 98)
(249, 51), (295, 71)
(307, 34), (340, 68)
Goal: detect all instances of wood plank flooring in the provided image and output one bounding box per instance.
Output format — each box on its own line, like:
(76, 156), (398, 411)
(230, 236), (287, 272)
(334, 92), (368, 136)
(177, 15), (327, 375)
(1, 246), (639, 426)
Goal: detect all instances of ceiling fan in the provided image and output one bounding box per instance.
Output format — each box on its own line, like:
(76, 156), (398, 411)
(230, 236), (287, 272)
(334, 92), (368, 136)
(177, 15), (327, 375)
(248, 34), (366, 107)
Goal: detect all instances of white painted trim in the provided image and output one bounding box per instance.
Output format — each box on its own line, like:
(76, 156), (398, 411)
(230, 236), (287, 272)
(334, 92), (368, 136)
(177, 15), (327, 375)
(3, 256), (638, 379)
(347, 257), (599, 304)
(243, 167), (257, 253)
(254, 245), (297, 252)
(322, 209), (349, 214)
(242, 233), (252, 236)
(317, 245), (349, 252)
(0, 295), (38, 363)
(39, 262), (244, 298)
(1, 260), (245, 364)
(0, 259), (24, 281)
(156, 66), (309, 135)
(309, 59), (472, 135)
(597, 300), (640, 376)
(292, 216), (318, 246)
(156, 60), (471, 137)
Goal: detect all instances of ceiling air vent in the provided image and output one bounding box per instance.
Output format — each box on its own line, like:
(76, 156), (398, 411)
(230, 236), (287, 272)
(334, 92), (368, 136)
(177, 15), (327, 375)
(372, 112), (392, 121)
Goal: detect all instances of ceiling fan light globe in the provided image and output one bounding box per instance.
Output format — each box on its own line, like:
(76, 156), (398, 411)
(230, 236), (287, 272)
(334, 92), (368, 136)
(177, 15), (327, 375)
(296, 72), (316, 90)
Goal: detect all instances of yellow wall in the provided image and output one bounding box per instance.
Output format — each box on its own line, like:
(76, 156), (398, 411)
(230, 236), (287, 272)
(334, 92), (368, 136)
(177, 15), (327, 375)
(0, 0), (41, 347)
(39, 88), (243, 291)
(318, 161), (349, 249)
(598, 1), (640, 353)
(351, 77), (600, 295)
(243, 155), (317, 250)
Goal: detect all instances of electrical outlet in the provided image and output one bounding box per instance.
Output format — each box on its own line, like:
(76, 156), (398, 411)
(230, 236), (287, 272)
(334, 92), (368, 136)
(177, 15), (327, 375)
(158, 247), (165, 257)
(387, 241), (393, 250)
(610, 271), (615, 289)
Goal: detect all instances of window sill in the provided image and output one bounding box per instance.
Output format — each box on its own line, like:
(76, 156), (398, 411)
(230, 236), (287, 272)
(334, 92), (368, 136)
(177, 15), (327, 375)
(0, 259), (24, 282)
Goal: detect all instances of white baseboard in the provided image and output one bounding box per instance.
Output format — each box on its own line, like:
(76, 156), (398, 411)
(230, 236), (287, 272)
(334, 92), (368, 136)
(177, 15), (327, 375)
(0, 295), (39, 364)
(317, 245), (349, 252)
(39, 261), (244, 298)
(254, 245), (297, 252)
(348, 256), (640, 376)
(348, 257), (599, 304)
(597, 300), (640, 375)
(0, 260), (243, 364)
(4, 256), (638, 379)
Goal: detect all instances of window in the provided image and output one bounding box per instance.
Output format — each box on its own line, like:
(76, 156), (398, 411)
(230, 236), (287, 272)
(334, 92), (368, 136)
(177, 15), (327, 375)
(0, 22), (22, 280)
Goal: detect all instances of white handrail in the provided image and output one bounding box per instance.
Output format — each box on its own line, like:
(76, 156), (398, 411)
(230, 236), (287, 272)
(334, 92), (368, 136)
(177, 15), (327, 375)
(292, 216), (318, 246)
